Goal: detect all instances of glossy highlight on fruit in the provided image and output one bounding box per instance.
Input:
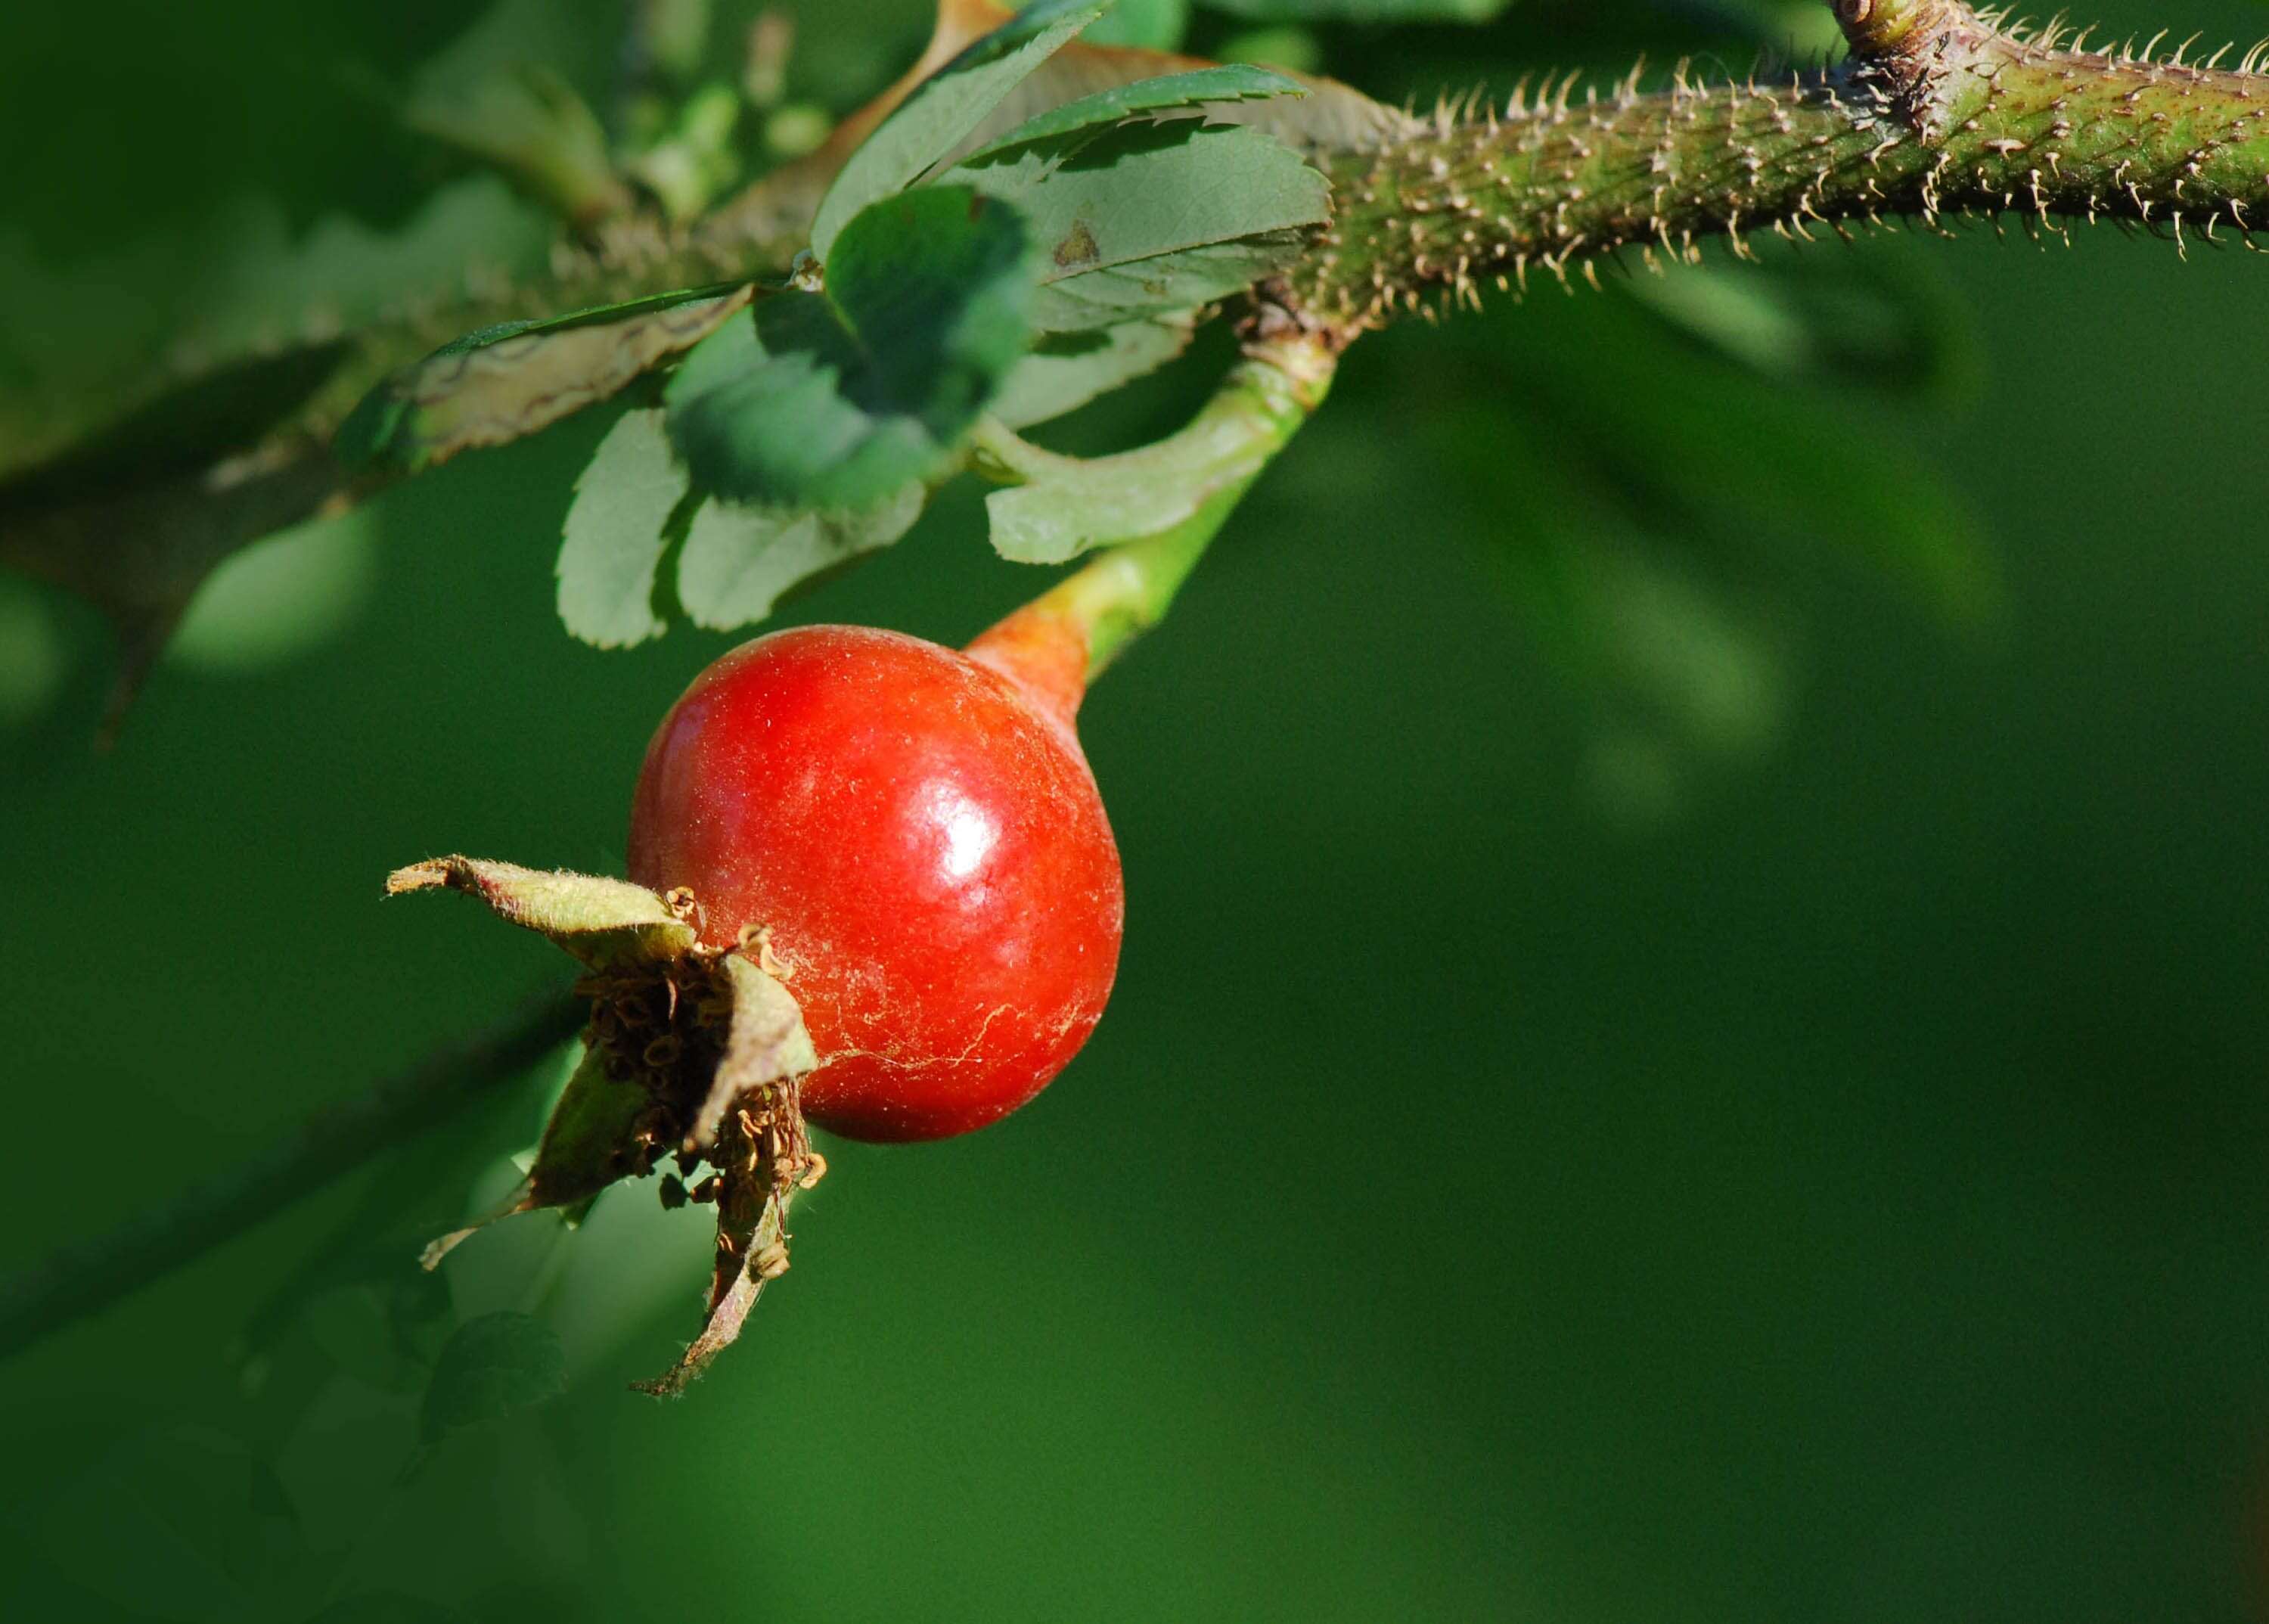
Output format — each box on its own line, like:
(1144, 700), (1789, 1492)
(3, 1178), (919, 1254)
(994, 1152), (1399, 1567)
(628, 624), (1122, 1141)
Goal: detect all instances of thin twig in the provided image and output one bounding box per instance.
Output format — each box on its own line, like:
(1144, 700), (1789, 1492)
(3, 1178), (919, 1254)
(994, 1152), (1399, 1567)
(0, 988), (584, 1362)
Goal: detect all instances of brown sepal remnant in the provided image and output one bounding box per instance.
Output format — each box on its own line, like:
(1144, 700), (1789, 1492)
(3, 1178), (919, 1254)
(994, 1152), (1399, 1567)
(632, 1076), (824, 1397)
(389, 855), (822, 1394)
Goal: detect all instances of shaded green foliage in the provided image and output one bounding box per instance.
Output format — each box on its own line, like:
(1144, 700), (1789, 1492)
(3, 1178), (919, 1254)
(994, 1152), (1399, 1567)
(419, 1313), (570, 1445)
(0, 343), (349, 513)
(48, 1427), (309, 1622)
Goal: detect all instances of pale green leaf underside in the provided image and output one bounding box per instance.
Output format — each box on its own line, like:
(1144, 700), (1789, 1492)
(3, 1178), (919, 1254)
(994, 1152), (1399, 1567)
(556, 408), (693, 648)
(990, 315), (1197, 427)
(983, 413), (1270, 563)
(810, 0), (1115, 261)
(669, 188), (1038, 508)
(677, 483), (925, 631)
(976, 346), (1315, 563)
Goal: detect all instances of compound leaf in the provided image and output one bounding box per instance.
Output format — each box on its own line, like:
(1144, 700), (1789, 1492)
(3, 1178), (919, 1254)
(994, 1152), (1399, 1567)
(949, 118), (1327, 331)
(811, 0), (1114, 261)
(668, 187), (1037, 508)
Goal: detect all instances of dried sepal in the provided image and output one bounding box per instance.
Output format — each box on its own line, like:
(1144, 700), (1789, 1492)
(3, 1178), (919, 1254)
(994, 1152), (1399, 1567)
(635, 1074), (823, 1398)
(393, 853), (824, 1391)
(417, 1042), (656, 1267)
(386, 854), (700, 968)
(685, 953), (818, 1154)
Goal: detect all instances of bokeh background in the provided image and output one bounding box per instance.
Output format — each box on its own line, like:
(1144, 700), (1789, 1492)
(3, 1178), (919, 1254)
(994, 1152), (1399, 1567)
(5, 1), (2268, 1619)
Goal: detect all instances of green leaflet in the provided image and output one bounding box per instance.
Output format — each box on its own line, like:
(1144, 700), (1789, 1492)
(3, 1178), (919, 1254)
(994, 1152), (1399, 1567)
(677, 483), (925, 632)
(953, 64), (1303, 159)
(1082, 0), (1189, 49)
(556, 417), (928, 646)
(973, 345), (1321, 563)
(990, 315), (1197, 427)
(914, 10), (1407, 166)
(555, 408), (695, 649)
(335, 282), (753, 476)
(558, 422), (942, 653)
(948, 117), (1329, 331)
(810, 0), (1116, 261)
(668, 187), (1038, 509)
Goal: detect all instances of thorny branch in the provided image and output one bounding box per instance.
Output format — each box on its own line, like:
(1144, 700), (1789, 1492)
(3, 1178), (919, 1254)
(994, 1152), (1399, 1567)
(128, 0), (2269, 450)
(1289, 0), (2269, 331)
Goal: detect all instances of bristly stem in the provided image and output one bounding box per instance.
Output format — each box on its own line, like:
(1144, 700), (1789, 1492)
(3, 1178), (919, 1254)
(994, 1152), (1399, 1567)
(1288, 0), (2269, 332)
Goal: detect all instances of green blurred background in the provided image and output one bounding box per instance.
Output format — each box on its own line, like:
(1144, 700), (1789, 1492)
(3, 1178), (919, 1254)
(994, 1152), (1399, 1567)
(5, 1), (2268, 1619)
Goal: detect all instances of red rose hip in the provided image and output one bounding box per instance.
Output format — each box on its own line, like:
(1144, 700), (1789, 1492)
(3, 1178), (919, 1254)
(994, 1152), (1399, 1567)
(627, 622), (1122, 1141)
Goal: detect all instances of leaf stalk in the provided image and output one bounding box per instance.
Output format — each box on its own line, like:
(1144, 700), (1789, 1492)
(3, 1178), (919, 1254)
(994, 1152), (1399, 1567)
(971, 329), (1336, 689)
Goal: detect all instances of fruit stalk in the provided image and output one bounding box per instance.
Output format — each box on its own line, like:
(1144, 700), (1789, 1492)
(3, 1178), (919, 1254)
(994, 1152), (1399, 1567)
(967, 330), (1337, 715)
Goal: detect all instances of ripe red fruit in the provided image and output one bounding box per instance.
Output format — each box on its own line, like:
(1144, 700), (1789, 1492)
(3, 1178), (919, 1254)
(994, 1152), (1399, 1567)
(627, 622), (1122, 1141)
